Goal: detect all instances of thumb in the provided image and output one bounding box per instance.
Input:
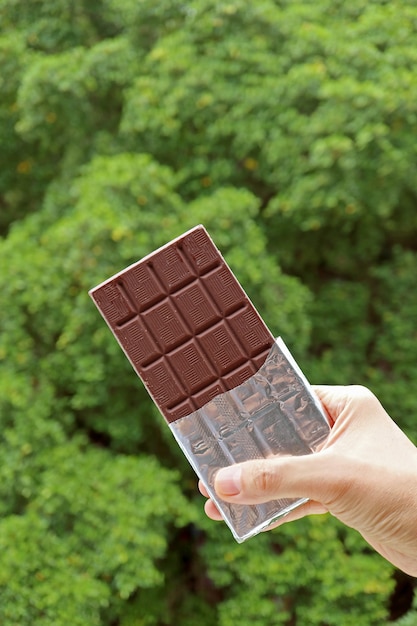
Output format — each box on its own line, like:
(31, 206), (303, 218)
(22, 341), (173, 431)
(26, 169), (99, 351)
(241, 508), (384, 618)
(214, 453), (339, 506)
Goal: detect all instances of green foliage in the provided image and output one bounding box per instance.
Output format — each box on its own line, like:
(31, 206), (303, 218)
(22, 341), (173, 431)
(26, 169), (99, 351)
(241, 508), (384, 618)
(201, 517), (394, 626)
(306, 246), (417, 442)
(0, 32), (45, 232)
(1, 0), (416, 623)
(0, 514), (109, 626)
(0, 445), (192, 625)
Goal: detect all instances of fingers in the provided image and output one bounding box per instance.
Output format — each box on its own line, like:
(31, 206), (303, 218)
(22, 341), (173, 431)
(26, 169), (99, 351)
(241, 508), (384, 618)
(199, 448), (343, 525)
(200, 448), (342, 509)
(204, 498), (223, 521)
(262, 500), (329, 530)
(199, 479), (225, 521)
(313, 384), (383, 428)
(198, 479), (209, 498)
(200, 473), (328, 525)
(213, 452), (340, 506)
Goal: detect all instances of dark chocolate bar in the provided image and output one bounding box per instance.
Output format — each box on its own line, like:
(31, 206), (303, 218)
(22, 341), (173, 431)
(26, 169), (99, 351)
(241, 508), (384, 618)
(89, 225), (275, 423)
(90, 226), (331, 542)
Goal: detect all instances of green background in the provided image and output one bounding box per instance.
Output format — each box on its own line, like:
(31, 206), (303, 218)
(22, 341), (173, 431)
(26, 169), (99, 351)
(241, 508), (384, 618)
(1, 0), (416, 623)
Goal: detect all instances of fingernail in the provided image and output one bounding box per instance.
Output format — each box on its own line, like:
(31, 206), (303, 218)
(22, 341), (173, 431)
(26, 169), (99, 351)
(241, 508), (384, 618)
(215, 467), (242, 496)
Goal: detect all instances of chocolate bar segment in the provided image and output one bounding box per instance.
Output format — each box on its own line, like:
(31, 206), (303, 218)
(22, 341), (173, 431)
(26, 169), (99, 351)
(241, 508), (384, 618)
(89, 225), (275, 423)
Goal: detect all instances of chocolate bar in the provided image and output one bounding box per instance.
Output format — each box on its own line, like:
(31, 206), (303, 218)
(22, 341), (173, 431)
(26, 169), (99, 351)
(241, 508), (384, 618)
(89, 225), (275, 424)
(90, 225), (330, 541)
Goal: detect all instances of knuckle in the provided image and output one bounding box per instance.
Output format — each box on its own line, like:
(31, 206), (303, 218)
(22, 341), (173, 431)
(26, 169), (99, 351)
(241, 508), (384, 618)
(348, 385), (382, 412)
(349, 384), (374, 398)
(250, 462), (281, 496)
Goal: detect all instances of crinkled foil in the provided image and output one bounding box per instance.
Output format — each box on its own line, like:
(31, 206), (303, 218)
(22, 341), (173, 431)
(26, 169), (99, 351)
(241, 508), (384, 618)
(170, 338), (330, 542)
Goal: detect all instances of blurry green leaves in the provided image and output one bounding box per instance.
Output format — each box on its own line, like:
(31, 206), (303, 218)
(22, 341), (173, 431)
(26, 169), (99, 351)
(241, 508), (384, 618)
(202, 516), (394, 626)
(367, 249), (417, 440)
(0, 11), (141, 233)
(0, 447), (192, 625)
(0, 514), (109, 626)
(0, 32), (42, 231)
(372, 248), (417, 376)
(15, 36), (139, 158)
(262, 11), (417, 271)
(0, 0), (120, 51)
(307, 280), (373, 383)
(120, 1), (288, 196)
(119, 0), (417, 279)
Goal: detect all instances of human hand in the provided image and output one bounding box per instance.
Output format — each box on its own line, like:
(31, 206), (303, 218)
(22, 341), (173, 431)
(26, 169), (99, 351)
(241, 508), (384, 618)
(199, 385), (417, 576)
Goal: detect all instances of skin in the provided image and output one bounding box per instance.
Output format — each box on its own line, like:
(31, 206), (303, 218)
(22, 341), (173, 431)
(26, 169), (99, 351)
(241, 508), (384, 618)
(199, 385), (417, 577)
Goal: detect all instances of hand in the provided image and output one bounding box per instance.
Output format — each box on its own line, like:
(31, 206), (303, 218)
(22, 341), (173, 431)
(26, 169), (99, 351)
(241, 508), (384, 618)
(199, 385), (417, 576)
